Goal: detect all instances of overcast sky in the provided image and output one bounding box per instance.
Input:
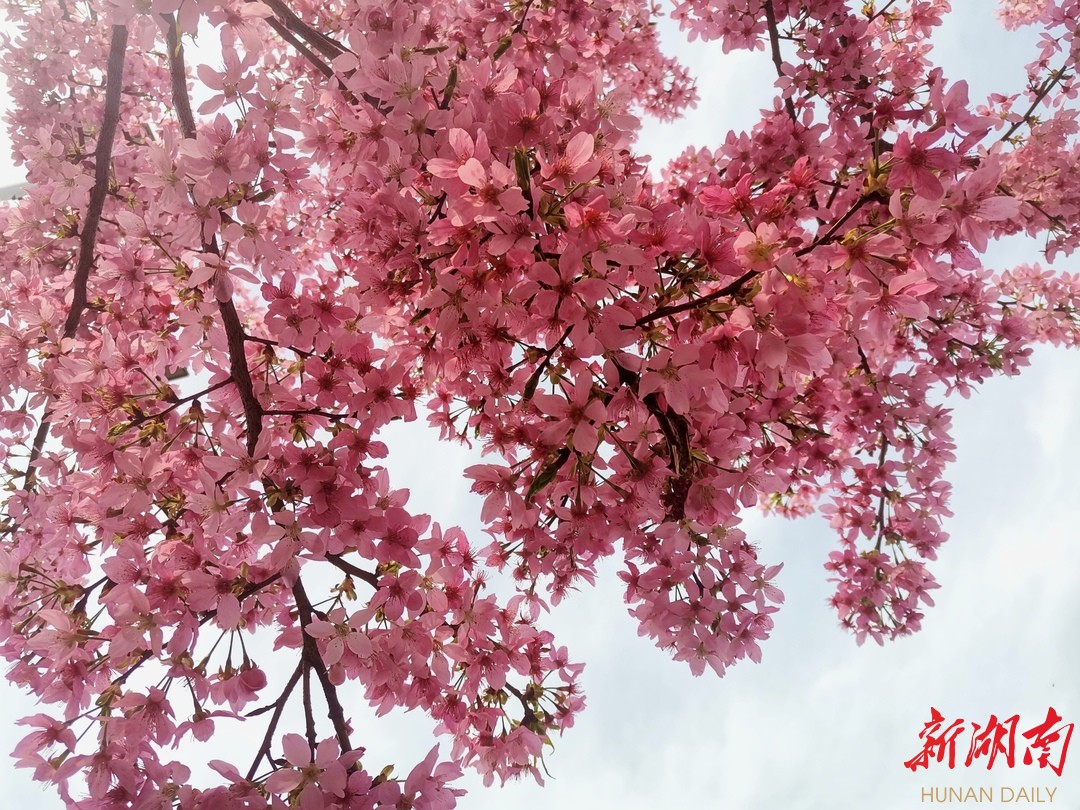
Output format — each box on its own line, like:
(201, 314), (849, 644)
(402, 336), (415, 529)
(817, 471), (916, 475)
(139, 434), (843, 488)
(1, 5), (1078, 809)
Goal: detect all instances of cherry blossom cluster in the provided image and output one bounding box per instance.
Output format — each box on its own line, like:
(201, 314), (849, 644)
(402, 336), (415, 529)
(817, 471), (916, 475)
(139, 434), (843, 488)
(0, 0), (1077, 807)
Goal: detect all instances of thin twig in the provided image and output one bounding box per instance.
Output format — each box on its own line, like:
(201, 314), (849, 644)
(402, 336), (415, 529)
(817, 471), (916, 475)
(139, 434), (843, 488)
(245, 334), (316, 359)
(128, 378), (233, 425)
(873, 436), (889, 553)
(302, 657), (317, 757)
(197, 573), (283, 625)
(166, 11), (358, 767)
(1000, 61), (1071, 143)
(263, 4), (384, 111)
(867, 0), (900, 23)
(262, 0), (344, 62)
(264, 408), (349, 421)
(19, 419), (51, 491)
(245, 660), (304, 779)
(796, 194), (872, 256)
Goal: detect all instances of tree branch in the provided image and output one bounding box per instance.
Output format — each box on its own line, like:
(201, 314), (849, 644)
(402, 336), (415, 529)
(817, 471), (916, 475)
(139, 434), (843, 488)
(245, 660), (304, 780)
(873, 435), (890, 553)
(166, 9), (356, 766)
(127, 378), (233, 426)
(164, 14), (264, 454)
(198, 573), (283, 625)
(763, 1), (798, 123)
(867, 0), (900, 23)
(163, 14), (196, 140)
(635, 270), (757, 326)
(264, 408), (349, 422)
(796, 194), (872, 257)
(266, 17), (333, 79)
(19, 419), (51, 491)
(64, 25), (128, 339)
(302, 657), (318, 757)
(219, 298), (265, 455)
(262, 0), (345, 62)
(262, 1), (386, 112)
(326, 553), (378, 588)
(18, 26), (128, 504)
(1000, 61), (1071, 143)
(293, 579), (354, 753)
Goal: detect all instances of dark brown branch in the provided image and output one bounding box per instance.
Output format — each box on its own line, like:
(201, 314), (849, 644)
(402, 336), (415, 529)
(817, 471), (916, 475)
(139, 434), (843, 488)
(245, 660), (304, 780)
(163, 14), (196, 140)
(264, 408), (349, 421)
(855, 341), (875, 382)
(606, 360), (692, 519)
(867, 0), (900, 22)
(516, 325), (572, 401)
(128, 378), (233, 425)
(166, 11), (356, 765)
(1000, 61), (1071, 143)
(512, 0), (536, 34)
(64, 25), (128, 339)
(111, 649), (154, 688)
(220, 299), (265, 455)
(326, 553), (379, 588)
(293, 579), (354, 753)
(873, 436), (889, 553)
(302, 657), (318, 757)
(17, 26), (128, 501)
(635, 270), (757, 326)
(763, 1), (798, 123)
(19, 419), (51, 491)
(262, 2), (385, 112)
(262, 0), (344, 62)
(796, 194), (872, 257)
(164, 16), (264, 454)
(245, 334), (316, 359)
(197, 573), (283, 625)
(266, 17), (334, 79)
(71, 575), (111, 617)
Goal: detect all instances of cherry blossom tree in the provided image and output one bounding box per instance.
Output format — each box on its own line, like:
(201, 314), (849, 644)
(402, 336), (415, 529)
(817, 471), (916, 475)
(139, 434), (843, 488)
(0, 0), (1078, 807)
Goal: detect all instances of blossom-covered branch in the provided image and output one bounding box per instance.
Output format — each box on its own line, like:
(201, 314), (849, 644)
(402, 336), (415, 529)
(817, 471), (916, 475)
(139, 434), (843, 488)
(0, 0), (1077, 807)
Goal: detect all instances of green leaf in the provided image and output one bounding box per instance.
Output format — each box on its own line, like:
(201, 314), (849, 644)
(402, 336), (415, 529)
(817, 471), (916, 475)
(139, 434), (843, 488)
(522, 365), (543, 402)
(493, 35), (513, 60)
(526, 449), (569, 502)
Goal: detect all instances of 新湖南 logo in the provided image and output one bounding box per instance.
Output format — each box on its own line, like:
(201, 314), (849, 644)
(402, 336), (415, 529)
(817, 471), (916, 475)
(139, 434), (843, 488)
(905, 707), (1073, 776)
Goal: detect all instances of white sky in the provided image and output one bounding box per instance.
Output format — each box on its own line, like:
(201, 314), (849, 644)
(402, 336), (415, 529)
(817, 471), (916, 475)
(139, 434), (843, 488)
(1, 5), (1078, 809)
